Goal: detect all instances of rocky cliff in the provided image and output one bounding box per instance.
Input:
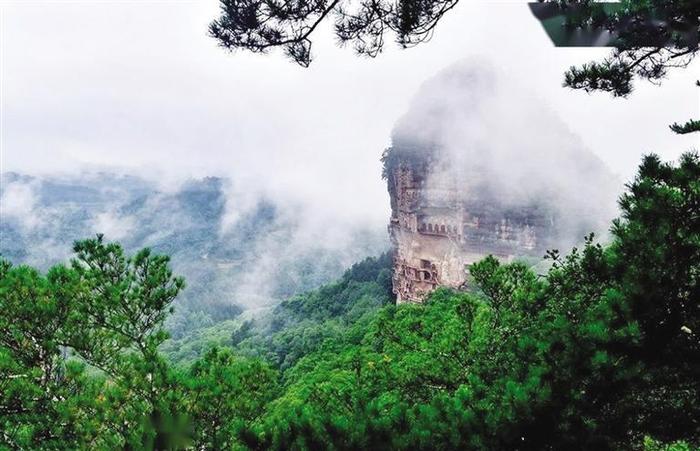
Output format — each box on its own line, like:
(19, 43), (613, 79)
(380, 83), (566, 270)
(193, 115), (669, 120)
(384, 60), (619, 303)
(385, 147), (556, 303)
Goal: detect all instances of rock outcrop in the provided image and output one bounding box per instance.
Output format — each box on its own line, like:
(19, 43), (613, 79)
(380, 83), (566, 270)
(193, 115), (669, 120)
(385, 60), (618, 303)
(386, 148), (555, 303)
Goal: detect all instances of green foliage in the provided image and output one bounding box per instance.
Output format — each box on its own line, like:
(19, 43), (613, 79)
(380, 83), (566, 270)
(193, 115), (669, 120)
(233, 252), (394, 370)
(0, 235), (185, 448)
(158, 253), (392, 370)
(209, 0), (459, 67)
(182, 347), (278, 450)
(241, 242), (633, 449)
(237, 152), (699, 449)
(208, 0), (699, 126)
(643, 436), (698, 451)
(607, 152), (700, 442)
(564, 60), (634, 96)
(559, 0), (699, 97)
(558, 1), (699, 133)
(669, 119), (700, 135)
(161, 319), (244, 367)
(2, 153), (698, 449)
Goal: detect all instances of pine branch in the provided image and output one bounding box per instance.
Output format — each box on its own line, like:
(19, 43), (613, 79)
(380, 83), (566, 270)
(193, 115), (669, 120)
(669, 119), (700, 135)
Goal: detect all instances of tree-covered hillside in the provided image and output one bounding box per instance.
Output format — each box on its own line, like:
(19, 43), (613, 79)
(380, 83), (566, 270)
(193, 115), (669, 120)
(161, 252), (394, 368)
(1, 152), (698, 449)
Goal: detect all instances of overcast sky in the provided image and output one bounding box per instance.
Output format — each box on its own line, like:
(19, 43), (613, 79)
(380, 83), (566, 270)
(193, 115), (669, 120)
(1, 0), (698, 228)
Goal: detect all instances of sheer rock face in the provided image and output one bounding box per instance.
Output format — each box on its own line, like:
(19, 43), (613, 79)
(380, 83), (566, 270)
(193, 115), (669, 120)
(385, 60), (618, 304)
(387, 154), (554, 303)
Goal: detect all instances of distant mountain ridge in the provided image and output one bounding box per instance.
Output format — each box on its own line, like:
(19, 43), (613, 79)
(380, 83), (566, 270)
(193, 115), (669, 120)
(0, 172), (388, 337)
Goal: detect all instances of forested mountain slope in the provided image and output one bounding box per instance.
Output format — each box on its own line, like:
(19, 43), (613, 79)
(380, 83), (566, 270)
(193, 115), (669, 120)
(1, 153), (697, 449)
(161, 253), (394, 367)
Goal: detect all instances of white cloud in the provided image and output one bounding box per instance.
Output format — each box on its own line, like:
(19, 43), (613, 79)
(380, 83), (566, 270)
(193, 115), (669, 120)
(0, 180), (40, 230)
(91, 211), (136, 241)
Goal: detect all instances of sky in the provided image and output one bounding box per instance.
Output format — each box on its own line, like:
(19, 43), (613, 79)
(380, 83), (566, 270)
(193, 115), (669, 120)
(1, 0), (698, 231)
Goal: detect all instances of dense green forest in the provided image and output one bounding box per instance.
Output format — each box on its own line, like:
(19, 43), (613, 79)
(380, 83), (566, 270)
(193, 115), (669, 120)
(1, 152), (698, 449)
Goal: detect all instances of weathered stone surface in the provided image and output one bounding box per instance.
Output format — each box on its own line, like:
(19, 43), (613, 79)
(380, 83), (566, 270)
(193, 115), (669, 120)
(384, 60), (619, 303)
(386, 153), (555, 303)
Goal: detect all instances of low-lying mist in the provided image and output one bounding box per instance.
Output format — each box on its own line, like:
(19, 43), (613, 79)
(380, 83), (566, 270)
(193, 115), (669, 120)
(0, 172), (389, 336)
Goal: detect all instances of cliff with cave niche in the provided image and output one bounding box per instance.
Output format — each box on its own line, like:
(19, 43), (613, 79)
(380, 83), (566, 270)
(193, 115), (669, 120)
(383, 61), (618, 304)
(384, 147), (556, 303)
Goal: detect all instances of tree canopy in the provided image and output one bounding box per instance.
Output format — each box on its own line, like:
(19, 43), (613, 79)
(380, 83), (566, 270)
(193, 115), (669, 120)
(558, 0), (698, 97)
(209, 0), (699, 133)
(209, 0), (699, 87)
(2, 152), (698, 449)
(209, 0), (460, 67)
